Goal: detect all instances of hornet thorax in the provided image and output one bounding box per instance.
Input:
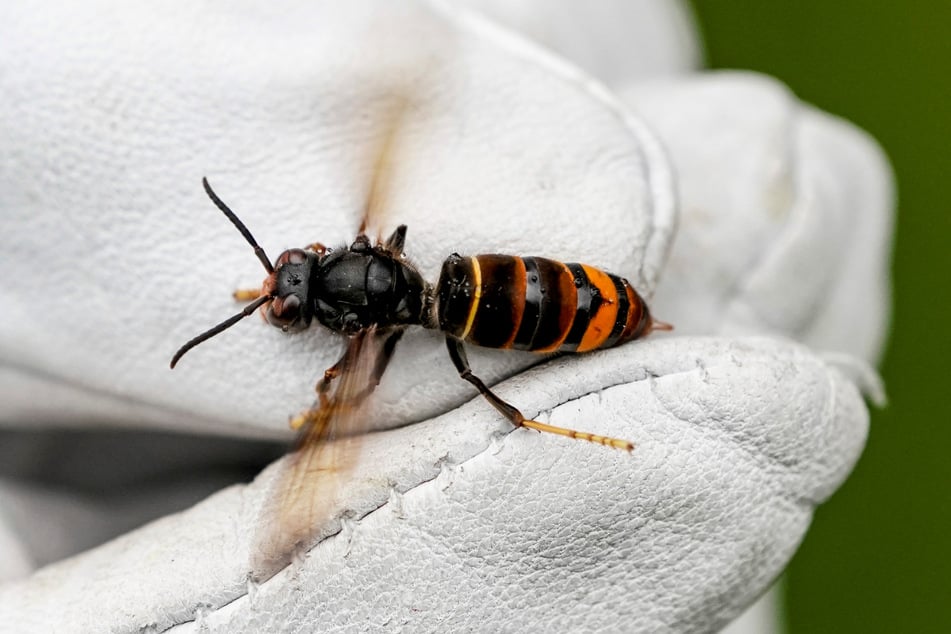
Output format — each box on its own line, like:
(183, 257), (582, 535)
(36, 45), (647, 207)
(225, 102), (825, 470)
(311, 238), (429, 335)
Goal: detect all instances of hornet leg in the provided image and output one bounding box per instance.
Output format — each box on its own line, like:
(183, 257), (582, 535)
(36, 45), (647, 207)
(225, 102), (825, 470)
(290, 329), (404, 430)
(233, 288), (262, 301)
(445, 337), (633, 452)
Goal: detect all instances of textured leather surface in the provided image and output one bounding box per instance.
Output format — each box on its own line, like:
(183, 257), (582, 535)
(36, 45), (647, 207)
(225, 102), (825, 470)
(626, 74), (893, 364)
(2, 337), (868, 633)
(0, 1), (892, 633)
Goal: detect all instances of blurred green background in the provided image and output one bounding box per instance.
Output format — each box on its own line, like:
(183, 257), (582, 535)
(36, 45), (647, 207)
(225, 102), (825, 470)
(686, 1), (951, 632)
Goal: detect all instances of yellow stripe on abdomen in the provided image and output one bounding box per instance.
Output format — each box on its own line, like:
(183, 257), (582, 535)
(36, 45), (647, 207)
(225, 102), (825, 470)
(459, 256), (482, 340)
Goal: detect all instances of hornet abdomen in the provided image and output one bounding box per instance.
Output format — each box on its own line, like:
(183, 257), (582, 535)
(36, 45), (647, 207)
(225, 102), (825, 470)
(435, 254), (654, 354)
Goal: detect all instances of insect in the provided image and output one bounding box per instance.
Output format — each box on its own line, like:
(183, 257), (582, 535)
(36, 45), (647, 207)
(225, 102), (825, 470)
(170, 112), (670, 580)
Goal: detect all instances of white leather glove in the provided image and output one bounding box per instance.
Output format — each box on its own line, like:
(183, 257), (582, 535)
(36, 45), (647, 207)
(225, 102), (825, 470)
(0, 1), (892, 632)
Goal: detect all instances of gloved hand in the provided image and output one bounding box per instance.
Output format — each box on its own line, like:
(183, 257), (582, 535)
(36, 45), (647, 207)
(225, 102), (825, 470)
(0, 1), (892, 632)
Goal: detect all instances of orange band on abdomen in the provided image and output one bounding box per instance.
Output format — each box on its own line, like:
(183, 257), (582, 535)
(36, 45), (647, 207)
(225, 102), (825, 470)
(576, 265), (619, 352)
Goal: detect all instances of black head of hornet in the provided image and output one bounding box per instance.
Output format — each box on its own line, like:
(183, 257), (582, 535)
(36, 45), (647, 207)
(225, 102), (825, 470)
(169, 178), (428, 369)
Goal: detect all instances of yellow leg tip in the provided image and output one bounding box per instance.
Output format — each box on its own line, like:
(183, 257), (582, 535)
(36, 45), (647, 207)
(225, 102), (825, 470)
(233, 288), (262, 301)
(612, 439), (635, 452)
(521, 419), (635, 453)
